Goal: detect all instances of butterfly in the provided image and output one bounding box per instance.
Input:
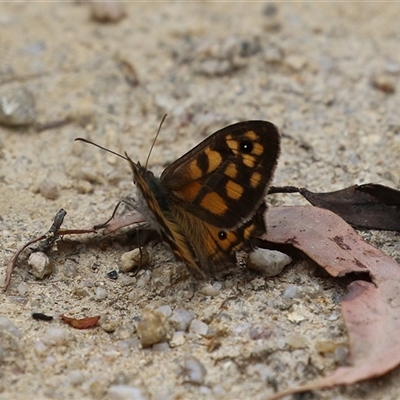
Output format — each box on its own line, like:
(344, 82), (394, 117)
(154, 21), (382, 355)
(124, 120), (281, 279)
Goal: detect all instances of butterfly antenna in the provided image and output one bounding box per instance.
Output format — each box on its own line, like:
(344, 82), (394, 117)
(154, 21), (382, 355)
(145, 114), (167, 169)
(75, 138), (127, 161)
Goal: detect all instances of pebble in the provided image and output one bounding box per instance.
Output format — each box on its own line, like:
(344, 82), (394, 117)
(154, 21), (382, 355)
(0, 86), (36, 126)
(28, 252), (53, 280)
(120, 248), (149, 273)
(199, 283), (220, 297)
(156, 305), (172, 317)
(181, 354), (207, 385)
(107, 270), (118, 280)
(169, 308), (195, 332)
(16, 281), (28, 296)
(101, 321), (118, 334)
(66, 370), (86, 386)
(334, 346), (349, 364)
(285, 334), (307, 349)
(264, 45), (284, 64)
(137, 308), (171, 347)
(63, 260), (78, 277)
(188, 319), (209, 336)
(0, 316), (21, 337)
(169, 331), (186, 347)
(95, 287), (108, 301)
(89, 2), (127, 23)
(152, 342), (170, 352)
(38, 179), (59, 200)
(284, 54), (308, 71)
(371, 73), (396, 93)
(282, 284), (303, 299)
(249, 324), (272, 340)
(107, 385), (147, 400)
(287, 311), (306, 323)
(315, 340), (341, 354)
(248, 249), (292, 277)
(135, 270), (151, 288)
(41, 327), (70, 347)
(118, 274), (136, 286)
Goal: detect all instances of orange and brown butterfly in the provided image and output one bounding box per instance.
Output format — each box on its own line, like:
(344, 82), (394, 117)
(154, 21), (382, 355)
(124, 120), (280, 279)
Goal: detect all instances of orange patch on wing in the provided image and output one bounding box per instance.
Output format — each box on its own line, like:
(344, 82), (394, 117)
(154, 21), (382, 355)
(188, 159), (203, 180)
(226, 137), (239, 152)
(226, 180), (243, 200)
(224, 162), (238, 179)
(200, 192), (227, 215)
(243, 223), (255, 240)
(251, 142), (264, 156)
(242, 154), (256, 168)
(250, 171), (262, 188)
(205, 147), (222, 173)
(176, 181), (203, 201)
(244, 130), (258, 141)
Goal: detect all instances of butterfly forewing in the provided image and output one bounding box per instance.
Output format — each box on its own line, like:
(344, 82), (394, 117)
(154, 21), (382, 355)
(161, 121), (280, 229)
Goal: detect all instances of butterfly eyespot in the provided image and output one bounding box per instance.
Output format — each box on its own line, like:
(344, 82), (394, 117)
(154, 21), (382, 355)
(218, 231), (227, 240)
(240, 140), (253, 153)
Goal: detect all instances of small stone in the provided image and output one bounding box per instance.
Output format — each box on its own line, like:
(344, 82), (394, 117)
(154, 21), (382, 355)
(152, 342), (170, 352)
(119, 274), (136, 286)
(284, 54), (308, 71)
(101, 321), (119, 333)
(248, 249), (292, 277)
(71, 287), (89, 299)
(0, 316), (21, 337)
(371, 73), (396, 93)
(170, 331), (186, 347)
(16, 281), (28, 296)
(121, 248), (149, 273)
(63, 260), (78, 277)
(95, 287), (108, 300)
(181, 354), (207, 385)
(107, 270), (118, 280)
(199, 283), (220, 297)
(38, 179), (59, 200)
(67, 370), (85, 386)
(249, 324), (272, 340)
(188, 319), (209, 336)
(287, 311), (306, 323)
(41, 327), (70, 347)
(0, 87), (36, 126)
(285, 334), (306, 349)
(264, 45), (284, 64)
(137, 308), (171, 348)
(334, 346), (349, 364)
(107, 385), (147, 400)
(136, 270), (151, 288)
(315, 340), (341, 354)
(28, 252), (53, 280)
(156, 305), (172, 317)
(282, 284), (302, 299)
(90, 2), (127, 23)
(169, 308), (195, 332)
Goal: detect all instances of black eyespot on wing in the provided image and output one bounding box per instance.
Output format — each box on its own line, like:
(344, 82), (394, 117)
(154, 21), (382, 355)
(218, 231), (227, 240)
(240, 140), (253, 153)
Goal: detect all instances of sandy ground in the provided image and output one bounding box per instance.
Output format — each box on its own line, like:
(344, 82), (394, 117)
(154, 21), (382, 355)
(1, 3), (400, 400)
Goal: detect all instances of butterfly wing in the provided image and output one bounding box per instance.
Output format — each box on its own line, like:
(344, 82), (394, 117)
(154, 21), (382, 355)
(160, 121), (280, 229)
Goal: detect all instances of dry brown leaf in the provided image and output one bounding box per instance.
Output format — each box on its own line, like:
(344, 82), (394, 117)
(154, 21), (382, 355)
(262, 206), (400, 399)
(60, 315), (100, 329)
(300, 184), (400, 231)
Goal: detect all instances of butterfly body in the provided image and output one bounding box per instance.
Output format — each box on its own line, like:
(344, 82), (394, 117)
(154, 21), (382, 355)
(127, 120), (280, 278)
